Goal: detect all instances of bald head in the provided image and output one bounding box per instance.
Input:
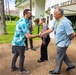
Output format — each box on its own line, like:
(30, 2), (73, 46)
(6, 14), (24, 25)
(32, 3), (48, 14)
(54, 7), (64, 20)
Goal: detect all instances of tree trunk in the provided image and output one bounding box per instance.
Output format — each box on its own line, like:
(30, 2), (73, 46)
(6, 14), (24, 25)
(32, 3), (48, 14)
(0, 0), (7, 34)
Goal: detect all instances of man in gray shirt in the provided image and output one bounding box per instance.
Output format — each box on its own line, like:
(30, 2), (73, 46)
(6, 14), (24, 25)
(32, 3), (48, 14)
(25, 19), (36, 51)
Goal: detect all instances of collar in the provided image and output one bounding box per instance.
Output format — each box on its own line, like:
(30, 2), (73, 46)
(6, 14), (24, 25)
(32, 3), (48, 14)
(58, 16), (64, 22)
(22, 17), (28, 23)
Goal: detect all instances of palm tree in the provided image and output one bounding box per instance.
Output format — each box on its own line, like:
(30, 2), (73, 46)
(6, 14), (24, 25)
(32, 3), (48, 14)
(0, 0), (7, 34)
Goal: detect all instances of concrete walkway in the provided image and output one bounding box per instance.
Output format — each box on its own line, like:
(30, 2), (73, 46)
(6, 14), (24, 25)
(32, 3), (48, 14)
(0, 38), (76, 75)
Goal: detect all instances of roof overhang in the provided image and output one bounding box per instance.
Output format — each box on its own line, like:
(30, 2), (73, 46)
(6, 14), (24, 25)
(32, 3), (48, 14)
(15, 0), (35, 8)
(60, 3), (76, 16)
(15, 0), (29, 8)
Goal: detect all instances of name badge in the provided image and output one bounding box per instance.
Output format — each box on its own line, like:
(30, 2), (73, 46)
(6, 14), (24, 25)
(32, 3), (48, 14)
(54, 30), (56, 35)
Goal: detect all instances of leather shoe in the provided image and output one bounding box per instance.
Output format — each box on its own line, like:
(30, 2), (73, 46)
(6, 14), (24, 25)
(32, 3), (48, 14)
(49, 70), (60, 74)
(25, 47), (28, 50)
(49, 70), (54, 72)
(66, 66), (75, 71)
(37, 60), (44, 62)
(11, 67), (19, 72)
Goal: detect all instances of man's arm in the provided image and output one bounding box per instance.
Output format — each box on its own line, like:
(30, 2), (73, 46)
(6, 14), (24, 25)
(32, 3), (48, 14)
(70, 33), (75, 40)
(25, 33), (39, 39)
(40, 28), (54, 37)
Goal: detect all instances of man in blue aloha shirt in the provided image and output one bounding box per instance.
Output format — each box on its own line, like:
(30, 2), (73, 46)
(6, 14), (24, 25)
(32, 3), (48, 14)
(11, 9), (39, 74)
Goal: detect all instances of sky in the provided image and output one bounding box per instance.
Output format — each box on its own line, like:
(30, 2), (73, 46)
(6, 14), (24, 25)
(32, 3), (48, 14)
(9, 0), (15, 10)
(4, 0), (15, 10)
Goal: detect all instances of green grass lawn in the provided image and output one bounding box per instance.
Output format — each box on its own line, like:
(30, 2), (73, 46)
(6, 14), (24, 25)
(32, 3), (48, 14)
(1, 21), (75, 44)
(0, 21), (16, 44)
(0, 21), (41, 44)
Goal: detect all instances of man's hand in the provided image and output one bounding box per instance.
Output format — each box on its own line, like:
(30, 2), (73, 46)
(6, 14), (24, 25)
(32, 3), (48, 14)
(39, 28), (54, 37)
(39, 32), (43, 38)
(36, 34), (40, 37)
(70, 33), (75, 40)
(39, 32), (42, 35)
(25, 33), (40, 39)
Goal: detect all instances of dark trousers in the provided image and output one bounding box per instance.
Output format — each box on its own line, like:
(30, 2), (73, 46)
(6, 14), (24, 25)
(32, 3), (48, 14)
(40, 35), (50, 60)
(25, 32), (33, 49)
(25, 38), (33, 49)
(11, 46), (25, 71)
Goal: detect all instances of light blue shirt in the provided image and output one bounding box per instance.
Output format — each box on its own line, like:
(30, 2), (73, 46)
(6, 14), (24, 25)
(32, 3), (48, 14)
(52, 16), (74, 47)
(12, 17), (29, 46)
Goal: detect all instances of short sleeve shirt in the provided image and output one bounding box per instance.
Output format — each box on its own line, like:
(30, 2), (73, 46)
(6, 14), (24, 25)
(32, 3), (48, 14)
(42, 23), (48, 38)
(12, 17), (29, 46)
(52, 16), (74, 47)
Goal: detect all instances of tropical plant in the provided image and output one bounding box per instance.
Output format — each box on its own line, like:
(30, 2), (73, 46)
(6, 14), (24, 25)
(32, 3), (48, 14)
(15, 0), (22, 4)
(33, 18), (39, 25)
(40, 13), (45, 18)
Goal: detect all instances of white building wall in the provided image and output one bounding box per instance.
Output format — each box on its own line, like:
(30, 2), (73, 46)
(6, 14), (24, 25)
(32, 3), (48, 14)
(49, 8), (55, 38)
(50, 0), (69, 6)
(45, 0), (51, 11)
(32, 2), (35, 17)
(18, 4), (30, 18)
(17, 0), (45, 19)
(19, 8), (24, 18)
(45, 0), (54, 38)
(35, 0), (45, 18)
(16, 0), (76, 38)
(45, 0), (70, 38)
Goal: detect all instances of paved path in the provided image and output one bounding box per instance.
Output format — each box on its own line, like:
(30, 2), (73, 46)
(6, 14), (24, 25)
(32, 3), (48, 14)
(0, 38), (76, 75)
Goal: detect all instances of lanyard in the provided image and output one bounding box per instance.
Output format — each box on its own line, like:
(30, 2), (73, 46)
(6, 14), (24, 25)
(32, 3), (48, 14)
(55, 16), (64, 29)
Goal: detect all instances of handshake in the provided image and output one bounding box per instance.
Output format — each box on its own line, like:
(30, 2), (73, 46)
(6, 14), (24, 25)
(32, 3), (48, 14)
(36, 32), (44, 38)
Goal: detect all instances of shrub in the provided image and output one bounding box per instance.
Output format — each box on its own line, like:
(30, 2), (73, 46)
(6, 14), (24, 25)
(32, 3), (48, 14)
(5, 15), (20, 21)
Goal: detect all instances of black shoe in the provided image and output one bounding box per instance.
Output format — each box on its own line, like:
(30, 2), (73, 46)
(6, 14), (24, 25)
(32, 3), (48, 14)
(25, 47), (28, 50)
(66, 66), (75, 71)
(44, 59), (48, 61)
(11, 67), (19, 72)
(31, 47), (36, 51)
(37, 59), (44, 62)
(49, 70), (54, 72)
(49, 70), (60, 74)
